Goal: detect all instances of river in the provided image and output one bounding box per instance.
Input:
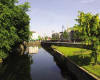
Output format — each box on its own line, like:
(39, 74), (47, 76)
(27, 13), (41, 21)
(0, 46), (77, 80)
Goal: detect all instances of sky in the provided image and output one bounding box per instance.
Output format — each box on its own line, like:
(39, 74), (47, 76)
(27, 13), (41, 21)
(19, 0), (100, 37)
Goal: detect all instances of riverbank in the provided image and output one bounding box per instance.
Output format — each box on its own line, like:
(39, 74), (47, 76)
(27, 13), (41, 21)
(52, 45), (100, 79)
(25, 41), (41, 47)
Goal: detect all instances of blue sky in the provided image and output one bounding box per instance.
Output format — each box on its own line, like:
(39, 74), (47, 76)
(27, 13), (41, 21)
(19, 0), (100, 37)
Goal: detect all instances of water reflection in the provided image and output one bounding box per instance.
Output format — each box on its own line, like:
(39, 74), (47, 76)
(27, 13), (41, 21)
(26, 46), (38, 54)
(0, 45), (77, 80)
(0, 54), (33, 80)
(42, 46), (78, 80)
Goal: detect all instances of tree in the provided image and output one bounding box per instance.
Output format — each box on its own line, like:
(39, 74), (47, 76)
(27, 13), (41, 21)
(0, 0), (18, 8)
(0, 0), (30, 58)
(73, 24), (83, 42)
(38, 36), (42, 41)
(89, 14), (100, 64)
(75, 11), (100, 64)
(52, 33), (60, 40)
(62, 30), (68, 40)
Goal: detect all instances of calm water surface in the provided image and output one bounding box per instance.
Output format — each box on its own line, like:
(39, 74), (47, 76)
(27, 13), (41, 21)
(0, 46), (76, 80)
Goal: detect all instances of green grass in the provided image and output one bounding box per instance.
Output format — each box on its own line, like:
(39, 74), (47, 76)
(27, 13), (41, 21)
(52, 45), (100, 78)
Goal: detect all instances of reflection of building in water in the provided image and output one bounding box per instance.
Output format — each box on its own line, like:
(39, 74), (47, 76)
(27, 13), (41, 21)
(26, 46), (38, 54)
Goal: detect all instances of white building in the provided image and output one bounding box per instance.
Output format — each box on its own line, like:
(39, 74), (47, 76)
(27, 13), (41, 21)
(31, 31), (39, 41)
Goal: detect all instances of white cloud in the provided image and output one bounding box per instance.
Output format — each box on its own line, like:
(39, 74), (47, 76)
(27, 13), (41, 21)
(80, 0), (96, 4)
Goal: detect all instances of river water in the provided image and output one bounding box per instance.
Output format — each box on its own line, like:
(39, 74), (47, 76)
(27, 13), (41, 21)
(0, 46), (77, 80)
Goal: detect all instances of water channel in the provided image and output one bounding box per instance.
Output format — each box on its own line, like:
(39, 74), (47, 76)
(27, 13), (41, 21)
(0, 46), (77, 80)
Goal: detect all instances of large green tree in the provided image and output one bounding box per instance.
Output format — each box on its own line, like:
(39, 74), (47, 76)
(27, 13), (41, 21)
(75, 11), (100, 64)
(0, 0), (30, 58)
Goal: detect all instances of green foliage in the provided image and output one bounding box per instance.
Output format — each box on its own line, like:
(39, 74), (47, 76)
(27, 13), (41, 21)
(62, 30), (68, 40)
(52, 33), (60, 40)
(0, 0), (30, 58)
(73, 24), (83, 41)
(38, 36), (42, 40)
(0, 50), (8, 58)
(19, 2), (30, 12)
(0, 0), (18, 7)
(74, 11), (100, 64)
(44, 36), (48, 40)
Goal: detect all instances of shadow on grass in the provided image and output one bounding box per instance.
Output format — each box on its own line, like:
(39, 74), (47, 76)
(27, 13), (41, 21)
(68, 54), (91, 66)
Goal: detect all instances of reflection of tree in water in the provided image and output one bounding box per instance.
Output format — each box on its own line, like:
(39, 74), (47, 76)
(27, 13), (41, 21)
(0, 54), (33, 80)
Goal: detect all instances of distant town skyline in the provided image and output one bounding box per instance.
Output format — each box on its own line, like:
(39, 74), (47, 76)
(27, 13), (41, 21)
(19, 0), (100, 37)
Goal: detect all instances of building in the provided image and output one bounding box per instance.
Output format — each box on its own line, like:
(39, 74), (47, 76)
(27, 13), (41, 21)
(30, 31), (39, 41)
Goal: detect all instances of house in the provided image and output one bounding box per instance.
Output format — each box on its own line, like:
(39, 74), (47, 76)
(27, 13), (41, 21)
(30, 31), (39, 41)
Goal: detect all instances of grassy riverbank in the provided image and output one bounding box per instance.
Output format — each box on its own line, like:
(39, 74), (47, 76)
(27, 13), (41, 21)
(52, 45), (100, 78)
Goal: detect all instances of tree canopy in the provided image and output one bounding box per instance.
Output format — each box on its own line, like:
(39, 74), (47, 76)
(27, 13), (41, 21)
(74, 11), (100, 64)
(0, 0), (30, 58)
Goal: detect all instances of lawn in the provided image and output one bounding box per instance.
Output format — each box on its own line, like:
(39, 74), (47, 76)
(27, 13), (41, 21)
(52, 45), (100, 78)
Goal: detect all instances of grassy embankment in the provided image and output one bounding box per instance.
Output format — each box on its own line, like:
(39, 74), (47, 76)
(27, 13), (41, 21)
(52, 45), (100, 78)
